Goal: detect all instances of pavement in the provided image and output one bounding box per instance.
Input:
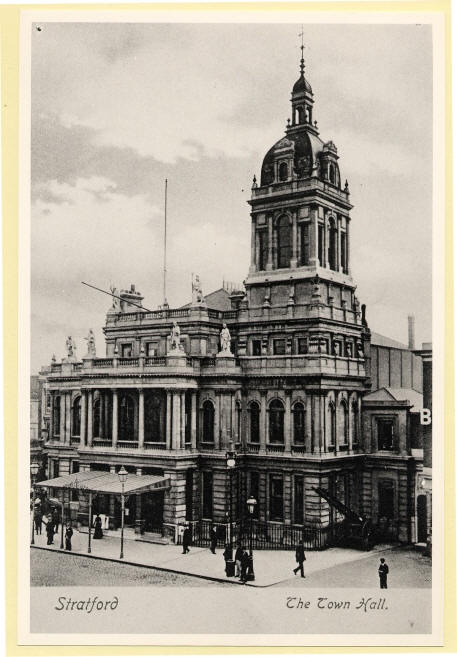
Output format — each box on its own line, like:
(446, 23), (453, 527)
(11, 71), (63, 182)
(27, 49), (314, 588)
(30, 523), (401, 587)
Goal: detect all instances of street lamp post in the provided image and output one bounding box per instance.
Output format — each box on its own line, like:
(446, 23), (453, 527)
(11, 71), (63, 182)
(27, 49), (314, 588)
(246, 495), (257, 581)
(30, 462), (39, 545)
(226, 442), (236, 553)
(118, 466), (128, 559)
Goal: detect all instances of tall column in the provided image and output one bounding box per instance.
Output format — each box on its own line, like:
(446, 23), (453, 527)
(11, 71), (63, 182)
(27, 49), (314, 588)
(138, 388), (144, 449)
(180, 391), (186, 448)
(87, 390), (93, 448)
(172, 392), (181, 449)
(65, 392), (71, 444)
(284, 393), (292, 452)
(266, 215), (273, 271)
(59, 394), (65, 442)
(191, 391), (197, 449)
(260, 392), (267, 451)
(305, 394), (312, 453)
(346, 219), (350, 274)
(166, 392), (172, 449)
(112, 389), (118, 448)
(336, 216), (341, 272)
(80, 391), (87, 448)
(250, 217), (256, 270)
(309, 207), (318, 266)
(323, 215), (328, 268)
(291, 212), (298, 268)
(99, 392), (104, 439)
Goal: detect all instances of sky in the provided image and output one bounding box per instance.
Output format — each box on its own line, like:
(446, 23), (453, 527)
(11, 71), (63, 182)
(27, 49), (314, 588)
(31, 21), (432, 373)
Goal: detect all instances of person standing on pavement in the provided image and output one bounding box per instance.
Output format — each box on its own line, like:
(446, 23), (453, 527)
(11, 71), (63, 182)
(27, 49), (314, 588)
(93, 514), (103, 539)
(182, 525), (191, 554)
(378, 557), (389, 588)
(52, 507), (60, 534)
(65, 523), (73, 551)
(293, 540), (306, 577)
(45, 515), (54, 545)
(34, 508), (42, 535)
(210, 527), (217, 554)
(234, 543), (243, 578)
(240, 548), (250, 583)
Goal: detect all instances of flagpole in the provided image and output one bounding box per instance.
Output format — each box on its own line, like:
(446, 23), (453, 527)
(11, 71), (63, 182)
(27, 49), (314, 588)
(163, 178), (168, 307)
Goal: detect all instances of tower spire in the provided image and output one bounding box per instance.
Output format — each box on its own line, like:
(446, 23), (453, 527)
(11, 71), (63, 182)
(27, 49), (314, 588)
(298, 25), (305, 77)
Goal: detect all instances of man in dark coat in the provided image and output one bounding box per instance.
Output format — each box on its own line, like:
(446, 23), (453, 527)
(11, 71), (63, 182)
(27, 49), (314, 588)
(52, 507), (60, 534)
(378, 558), (389, 589)
(34, 508), (42, 535)
(293, 540), (306, 577)
(45, 516), (54, 545)
(65, 523), (73, 551)
(182, 526), (191, 554)
(240, 549), (250, 583)
(210, 527), (217, 554)
(234, 543), (243, 578)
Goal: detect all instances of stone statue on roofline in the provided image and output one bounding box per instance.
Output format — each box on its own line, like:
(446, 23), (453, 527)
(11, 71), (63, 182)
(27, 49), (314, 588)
(191, 274), (205, 306)
(85, 329), (96, 357)
(169, 321), (184, 354)
(64, 336), (76, 362)
(109, 283), (120, 311)
(218, 323), (232, 356)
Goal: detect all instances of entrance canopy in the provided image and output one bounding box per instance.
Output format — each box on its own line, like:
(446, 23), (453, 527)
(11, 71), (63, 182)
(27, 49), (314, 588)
(36, 470), (171, 495)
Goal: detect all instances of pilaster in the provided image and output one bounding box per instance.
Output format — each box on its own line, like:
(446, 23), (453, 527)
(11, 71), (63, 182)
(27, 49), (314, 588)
(87, 390), (93, 447)
(112, 389), (118, 448)
(138, 388), (144, 449)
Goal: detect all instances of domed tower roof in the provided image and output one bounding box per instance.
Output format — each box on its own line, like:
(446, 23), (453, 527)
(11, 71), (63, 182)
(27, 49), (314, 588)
(260, 130), (324, 186)
(292, 73), (312, 94)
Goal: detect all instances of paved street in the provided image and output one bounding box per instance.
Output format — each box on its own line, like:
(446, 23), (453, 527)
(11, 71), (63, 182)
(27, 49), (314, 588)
(276, 545), (432, 588)
(30, 525), (431, 588)
(31, 549), (228, 586)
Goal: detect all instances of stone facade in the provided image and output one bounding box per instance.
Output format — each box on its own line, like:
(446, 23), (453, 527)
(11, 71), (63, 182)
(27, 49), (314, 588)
(39, 54), (427, 547)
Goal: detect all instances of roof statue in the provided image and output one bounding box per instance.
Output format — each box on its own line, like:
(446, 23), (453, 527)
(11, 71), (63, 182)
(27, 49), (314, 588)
(64, 336), (76, 362)
(191, 274), (205, 306)
(85, 329), (96, 358)
(168, 321), (184, 354)
(109, 283), (120, 311)
(218, 323), (232, 356)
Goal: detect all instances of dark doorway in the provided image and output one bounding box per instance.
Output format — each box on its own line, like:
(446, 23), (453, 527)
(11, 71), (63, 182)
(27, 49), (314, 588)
(143, 492), (164, 533)
(417, 494), (428, 543)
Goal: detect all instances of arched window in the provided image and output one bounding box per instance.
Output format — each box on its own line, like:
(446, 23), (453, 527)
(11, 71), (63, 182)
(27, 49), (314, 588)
(145, 391), (165, 442)
(277, 215), (291, 269)
(120, 394), (135, 441)
(351, 400), (359, 445)
(295, 107), (304, 124)
(329, 163), (336, 184)
(249, 401), (260, 443)
(72, 396), (81, 437)
(338, 400), (349, 446)
(269, 399), (284, 444)
(202, 400), (214, 443)
(293, 402), (305, 445)
(328, 217), (337, 271)
(53, 395), (61, 437)
(93, 394), (101, 438)
(327, 401), (336, 448)
(279, 162), (288, 182)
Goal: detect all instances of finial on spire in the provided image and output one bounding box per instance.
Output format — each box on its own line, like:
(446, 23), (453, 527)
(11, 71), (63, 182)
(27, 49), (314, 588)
(298, 25), (305, 76)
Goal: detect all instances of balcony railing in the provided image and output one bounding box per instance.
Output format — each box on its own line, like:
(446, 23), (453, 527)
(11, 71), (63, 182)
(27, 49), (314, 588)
(144, 442), (167, 450)
(266, 444), (285, 453)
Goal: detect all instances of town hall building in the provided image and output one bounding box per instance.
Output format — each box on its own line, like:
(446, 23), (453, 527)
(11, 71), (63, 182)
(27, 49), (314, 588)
(36, 48), (430, 550)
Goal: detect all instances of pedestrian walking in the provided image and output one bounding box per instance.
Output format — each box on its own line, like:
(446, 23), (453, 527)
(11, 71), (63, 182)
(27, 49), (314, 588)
(34, 509), (42, 535)
(93, 514), (103, 539)
(65, 523), (73, 551)
(210, 527), (217, 554)
(45, 516), (54, 545)
(182, 525), (191, 554)
(293, 540), (306, 577)
(240, 548), (250, 583)
(234, 543), (243, 578)
(223, 543), (232, 574)
(378, 557), (389, 589)
(52, 507), (60, 534)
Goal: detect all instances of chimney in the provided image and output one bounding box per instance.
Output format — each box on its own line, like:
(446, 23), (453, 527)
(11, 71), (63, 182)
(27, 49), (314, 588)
(408, 314), (415, 350)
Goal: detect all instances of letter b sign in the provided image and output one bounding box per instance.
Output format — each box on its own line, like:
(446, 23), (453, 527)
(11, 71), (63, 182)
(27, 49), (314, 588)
(420, 408), (432, 425)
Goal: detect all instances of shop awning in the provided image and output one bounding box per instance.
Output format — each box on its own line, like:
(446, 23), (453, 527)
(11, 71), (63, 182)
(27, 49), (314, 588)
(36, 470), (171, 495)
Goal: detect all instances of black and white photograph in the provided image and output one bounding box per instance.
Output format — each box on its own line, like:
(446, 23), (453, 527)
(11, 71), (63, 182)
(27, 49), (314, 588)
(19, 9), (445, 644)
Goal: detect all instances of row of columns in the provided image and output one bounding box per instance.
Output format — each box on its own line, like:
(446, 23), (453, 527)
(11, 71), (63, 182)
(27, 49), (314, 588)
(251, 211), (350, 274)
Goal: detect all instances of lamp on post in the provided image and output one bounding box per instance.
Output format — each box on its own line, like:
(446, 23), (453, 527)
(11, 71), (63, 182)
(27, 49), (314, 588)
(118, 466), (128, 559)
(226, 441), (236, 553)
(30, 462), (39, 545)
(246, 495), (257, 581)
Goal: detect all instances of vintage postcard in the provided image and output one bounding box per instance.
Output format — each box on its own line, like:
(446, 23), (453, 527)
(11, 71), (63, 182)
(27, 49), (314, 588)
(2, 0), (455, 652)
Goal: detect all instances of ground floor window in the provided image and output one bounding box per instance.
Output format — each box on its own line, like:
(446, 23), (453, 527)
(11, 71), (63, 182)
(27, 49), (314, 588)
(202, 471), (213, 519)
(378, 480), (395, 519)
(249, 471), (260, 519)
(294, 476), (304, 524)
(186, 469), (193, 521)
(269, 474), (283, 521)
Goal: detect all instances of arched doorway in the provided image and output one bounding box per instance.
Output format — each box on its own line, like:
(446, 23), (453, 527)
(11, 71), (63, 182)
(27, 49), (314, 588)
(417, 494), (428, 543)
